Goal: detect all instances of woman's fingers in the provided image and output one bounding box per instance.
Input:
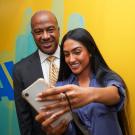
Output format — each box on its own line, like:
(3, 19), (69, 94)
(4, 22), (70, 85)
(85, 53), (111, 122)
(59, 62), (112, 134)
(42, 119), (68, 135)
(52, 119), (69, 134)
(40, 101), (66, 110)
(38, 91), (82, 111)
(41, 109), (68, 127)
(35, 110), (69, 135)
(37, 84), (76, 99)
(37, 86), (80, 101)
(35, 111), (52, 123)
(36, 94), (61, 101)
(35, 84), (87, 112)
(38, 93), (68, 101)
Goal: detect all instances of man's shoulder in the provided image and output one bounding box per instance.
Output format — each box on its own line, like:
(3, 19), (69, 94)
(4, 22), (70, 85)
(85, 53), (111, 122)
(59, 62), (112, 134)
(13, 51), (39, 71)
(15, 51), (38, 66)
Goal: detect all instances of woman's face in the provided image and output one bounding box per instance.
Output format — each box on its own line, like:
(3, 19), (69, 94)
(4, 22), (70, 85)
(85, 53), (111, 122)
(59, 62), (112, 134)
(63, 39), (91, 75)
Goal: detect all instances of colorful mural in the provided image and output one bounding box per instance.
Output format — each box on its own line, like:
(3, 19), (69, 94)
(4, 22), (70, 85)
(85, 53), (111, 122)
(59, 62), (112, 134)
(0, 0), (135, 134)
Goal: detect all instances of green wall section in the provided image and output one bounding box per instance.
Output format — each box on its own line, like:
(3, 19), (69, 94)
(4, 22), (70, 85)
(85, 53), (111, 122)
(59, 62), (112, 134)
(0, 97), (20, 135)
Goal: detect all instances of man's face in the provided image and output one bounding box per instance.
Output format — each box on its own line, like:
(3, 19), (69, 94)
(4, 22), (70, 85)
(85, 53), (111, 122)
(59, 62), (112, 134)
(31, 13), (60, 54)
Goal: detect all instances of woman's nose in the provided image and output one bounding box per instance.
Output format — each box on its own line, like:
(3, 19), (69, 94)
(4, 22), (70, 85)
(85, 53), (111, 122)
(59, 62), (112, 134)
(69, 54), (75, 62)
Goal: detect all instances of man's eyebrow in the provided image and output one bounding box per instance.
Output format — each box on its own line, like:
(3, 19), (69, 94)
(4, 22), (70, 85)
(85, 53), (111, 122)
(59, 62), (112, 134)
(33, 27), (43, 31)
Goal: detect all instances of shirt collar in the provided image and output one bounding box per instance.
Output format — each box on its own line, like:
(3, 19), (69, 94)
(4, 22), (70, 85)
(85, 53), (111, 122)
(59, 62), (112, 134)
(38, 46), (60, 63)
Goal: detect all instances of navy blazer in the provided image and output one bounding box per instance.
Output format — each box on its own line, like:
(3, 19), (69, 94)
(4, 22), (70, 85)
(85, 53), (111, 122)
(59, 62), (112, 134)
(13, 50), (46, 135)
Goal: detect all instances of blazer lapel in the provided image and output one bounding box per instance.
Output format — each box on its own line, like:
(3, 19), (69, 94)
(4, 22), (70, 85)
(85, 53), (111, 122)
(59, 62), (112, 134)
(29, 51), (44, 80)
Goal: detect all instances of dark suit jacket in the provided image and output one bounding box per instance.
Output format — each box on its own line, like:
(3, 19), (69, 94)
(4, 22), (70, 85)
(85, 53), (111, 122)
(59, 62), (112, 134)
(13, 51), (46, 135)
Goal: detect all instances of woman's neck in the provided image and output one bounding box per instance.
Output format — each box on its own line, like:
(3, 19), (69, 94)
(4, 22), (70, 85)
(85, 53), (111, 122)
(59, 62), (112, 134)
(77, 68), (92, 87)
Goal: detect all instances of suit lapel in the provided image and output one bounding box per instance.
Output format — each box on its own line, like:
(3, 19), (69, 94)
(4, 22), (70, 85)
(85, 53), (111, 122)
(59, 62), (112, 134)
(29, 51), (44, 80)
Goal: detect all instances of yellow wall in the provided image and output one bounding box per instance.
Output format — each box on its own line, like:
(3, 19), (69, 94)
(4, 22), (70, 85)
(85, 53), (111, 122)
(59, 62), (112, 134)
(0, 0), (134, 134)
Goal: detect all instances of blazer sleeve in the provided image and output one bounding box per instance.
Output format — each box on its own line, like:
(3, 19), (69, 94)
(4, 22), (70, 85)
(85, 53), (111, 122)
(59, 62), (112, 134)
(13, 65), (33, 135)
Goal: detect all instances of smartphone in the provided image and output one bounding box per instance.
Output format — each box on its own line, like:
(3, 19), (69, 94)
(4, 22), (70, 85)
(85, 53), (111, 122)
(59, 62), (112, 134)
(22, 78), (72, 127)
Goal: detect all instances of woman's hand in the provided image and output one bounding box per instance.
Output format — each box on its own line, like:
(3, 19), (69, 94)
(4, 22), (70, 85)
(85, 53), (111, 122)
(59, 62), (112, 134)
(36, 84), (95, 111)
(35, 109), (69, 135)
(36, 84), (120, 112)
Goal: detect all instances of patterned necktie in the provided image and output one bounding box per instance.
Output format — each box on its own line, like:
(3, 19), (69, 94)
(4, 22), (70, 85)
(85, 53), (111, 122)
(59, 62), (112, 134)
(47, 56), (58, 86)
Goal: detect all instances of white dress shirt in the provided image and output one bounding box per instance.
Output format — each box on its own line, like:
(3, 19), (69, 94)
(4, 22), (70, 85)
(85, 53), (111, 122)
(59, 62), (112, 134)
(38, 46), (60, 84)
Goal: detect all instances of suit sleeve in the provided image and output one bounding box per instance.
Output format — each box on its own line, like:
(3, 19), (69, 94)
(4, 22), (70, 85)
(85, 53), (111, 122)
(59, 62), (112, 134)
(13, 65), (33, 135)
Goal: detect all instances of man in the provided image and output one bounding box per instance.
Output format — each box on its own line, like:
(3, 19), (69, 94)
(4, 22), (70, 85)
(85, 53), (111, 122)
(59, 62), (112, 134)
(13, 10), (67, 135)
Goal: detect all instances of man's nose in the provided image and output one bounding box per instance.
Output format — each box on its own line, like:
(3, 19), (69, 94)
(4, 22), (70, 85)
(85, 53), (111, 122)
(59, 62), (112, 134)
(42, 31), (50, 40)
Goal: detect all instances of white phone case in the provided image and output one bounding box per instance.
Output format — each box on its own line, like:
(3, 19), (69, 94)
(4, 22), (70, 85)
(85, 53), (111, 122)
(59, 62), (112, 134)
(22, 78), (72, 127)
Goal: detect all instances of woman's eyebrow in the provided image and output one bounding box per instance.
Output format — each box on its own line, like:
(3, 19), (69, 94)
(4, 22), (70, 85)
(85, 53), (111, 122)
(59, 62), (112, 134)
(63, 47), (82, 52)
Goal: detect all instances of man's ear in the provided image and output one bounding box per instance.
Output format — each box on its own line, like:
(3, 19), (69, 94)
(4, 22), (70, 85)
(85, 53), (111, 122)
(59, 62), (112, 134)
(31, 30), (34, 36)
(58, 26), (60, 32)
(58, 27), (60, 36)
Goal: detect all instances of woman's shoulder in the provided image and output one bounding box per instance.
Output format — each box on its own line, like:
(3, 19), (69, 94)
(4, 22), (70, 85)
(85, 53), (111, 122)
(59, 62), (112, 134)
(56, 81), (65, 86)
(56, 74), (76, 86)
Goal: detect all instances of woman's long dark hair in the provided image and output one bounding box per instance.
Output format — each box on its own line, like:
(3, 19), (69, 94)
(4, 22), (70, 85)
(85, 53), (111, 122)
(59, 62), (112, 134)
(58, 28), (130, 135)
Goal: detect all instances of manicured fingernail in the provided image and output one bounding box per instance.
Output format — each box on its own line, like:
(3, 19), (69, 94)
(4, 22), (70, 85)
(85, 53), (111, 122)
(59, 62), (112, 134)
(35, 97), (42, 101)
(40, 106), (46, 110)
(37, 92), (42, 96)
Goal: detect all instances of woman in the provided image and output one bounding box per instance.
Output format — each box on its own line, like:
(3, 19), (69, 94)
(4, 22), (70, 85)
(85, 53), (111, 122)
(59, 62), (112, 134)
(35, 28), (130, 135)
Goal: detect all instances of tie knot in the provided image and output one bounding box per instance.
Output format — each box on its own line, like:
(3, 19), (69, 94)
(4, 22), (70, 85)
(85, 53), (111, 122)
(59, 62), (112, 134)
(47, 56), (55, 62)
